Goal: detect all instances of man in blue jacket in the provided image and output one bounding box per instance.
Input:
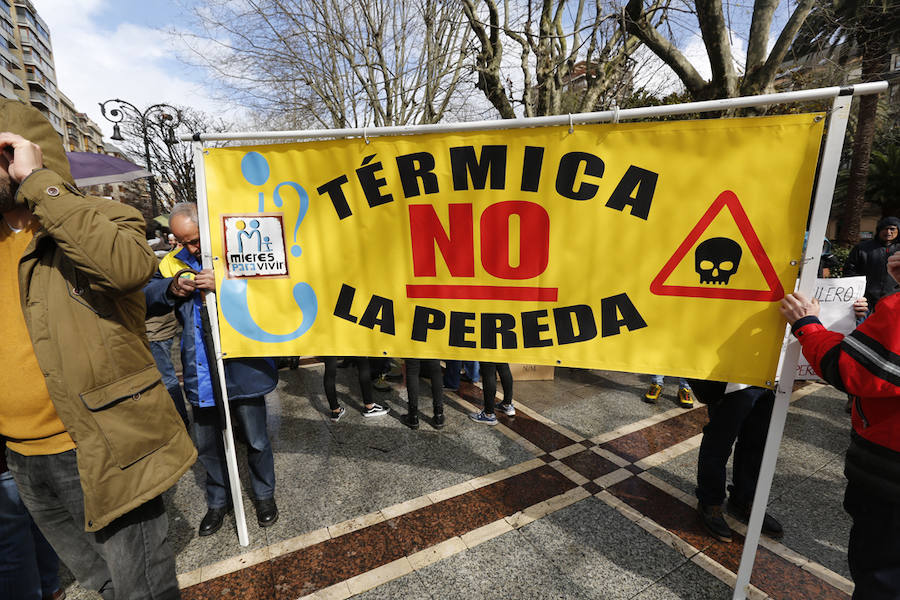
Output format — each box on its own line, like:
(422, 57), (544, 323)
(145, 202), (279, 536)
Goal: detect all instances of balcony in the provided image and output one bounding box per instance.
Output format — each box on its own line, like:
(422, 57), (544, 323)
(28, 88), (48, 106)
(0, 62), (22, 89)
(25, 70), (46, 90)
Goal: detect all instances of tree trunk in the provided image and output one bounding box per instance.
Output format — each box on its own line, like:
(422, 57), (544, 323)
(838, 92), (878, 245)
(837, 17), (889, 246)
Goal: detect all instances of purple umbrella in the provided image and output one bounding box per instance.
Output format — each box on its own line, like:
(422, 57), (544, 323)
(65, 151), (153, 187)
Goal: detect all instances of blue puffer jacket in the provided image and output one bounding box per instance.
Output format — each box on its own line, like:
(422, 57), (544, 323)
(144, 247), (278, 407)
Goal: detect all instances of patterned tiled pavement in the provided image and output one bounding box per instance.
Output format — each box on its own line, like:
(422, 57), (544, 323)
(63, 364), (856, 599)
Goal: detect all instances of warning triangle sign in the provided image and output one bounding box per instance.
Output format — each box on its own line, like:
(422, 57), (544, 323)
(650, 190), (784, 302)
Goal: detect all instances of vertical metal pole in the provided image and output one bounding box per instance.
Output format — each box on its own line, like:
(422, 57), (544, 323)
(192, 141), (251, 547)
(142, 114), (159, 216)
(731, 94), (853, 599)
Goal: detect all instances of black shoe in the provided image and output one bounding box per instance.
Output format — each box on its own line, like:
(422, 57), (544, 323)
(198, 506), (230, 536)
(401, 413), (420, 429)
(698, 503), (732, 542)
(726, 497), (784, 539)
(254, 498), (278, 527)
(432, 412), (445, 429)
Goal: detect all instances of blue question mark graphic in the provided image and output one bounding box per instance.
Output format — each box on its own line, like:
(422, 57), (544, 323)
(220, 152), (317, 343)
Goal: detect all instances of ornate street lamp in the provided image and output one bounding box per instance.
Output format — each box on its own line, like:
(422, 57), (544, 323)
(99, 99), (183, 216)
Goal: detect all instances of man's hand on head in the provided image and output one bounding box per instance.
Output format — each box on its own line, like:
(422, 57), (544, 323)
(0, 132), (43, 183)
(780, 292), (820, 325)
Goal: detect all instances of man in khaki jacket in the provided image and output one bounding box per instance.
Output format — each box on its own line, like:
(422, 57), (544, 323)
(0, 101), (196, 598)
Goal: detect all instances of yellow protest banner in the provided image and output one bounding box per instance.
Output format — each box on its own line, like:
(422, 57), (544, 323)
(202, 114), (824, 387)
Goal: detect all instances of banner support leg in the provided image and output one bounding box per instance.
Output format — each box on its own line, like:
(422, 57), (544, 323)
(730, 95), (852, 599)
(193, 141), (251, 547)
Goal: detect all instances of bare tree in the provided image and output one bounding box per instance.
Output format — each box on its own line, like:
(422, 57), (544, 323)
(461, 0), (659, 119)
(177, 0), (472, 128)
(624, 0), (817, 100)
(117, 108), (230, 212)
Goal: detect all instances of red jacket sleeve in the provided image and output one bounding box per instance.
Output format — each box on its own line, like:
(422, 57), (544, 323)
(792, 294), (900, 398)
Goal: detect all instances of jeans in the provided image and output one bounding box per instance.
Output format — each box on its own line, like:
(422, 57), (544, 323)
(150, 337), (189, 427)
(844, 481), (900, 600)
(193, 398), (275, 508)
(480, 362), (513, 415)
(323, 357), (373, 410)
(6, 450), (178, 600)
(443, 360), (462, 390)
(462, 361), (480, 383)
(1, 469), (60, 600)
(405, 358), (443, 415)
(695, 387), (774, 507)
(650, 374), (692, 390)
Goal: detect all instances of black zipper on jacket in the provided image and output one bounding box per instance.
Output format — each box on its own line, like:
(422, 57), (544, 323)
(854, 395), (870, 428)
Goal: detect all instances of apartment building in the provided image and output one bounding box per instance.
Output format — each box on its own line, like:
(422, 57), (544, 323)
(2, 0), (108, 154)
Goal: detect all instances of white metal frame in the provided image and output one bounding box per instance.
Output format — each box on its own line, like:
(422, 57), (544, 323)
(186, 82), (886, 595)
(192, 141), (251, 546)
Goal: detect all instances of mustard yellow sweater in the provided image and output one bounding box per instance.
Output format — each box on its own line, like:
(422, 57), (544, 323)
(0, 219), (75, 455)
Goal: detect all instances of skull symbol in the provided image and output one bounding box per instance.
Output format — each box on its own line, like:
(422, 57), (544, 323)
(695, 237), (742, 285)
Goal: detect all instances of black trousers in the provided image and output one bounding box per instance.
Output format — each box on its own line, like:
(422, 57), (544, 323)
(405, 358), (443, 415)
(844, 481), (900, 599)
(480, 362), (513, 415)
(323, 357), (372, 410)
(695, 387), (774, 507)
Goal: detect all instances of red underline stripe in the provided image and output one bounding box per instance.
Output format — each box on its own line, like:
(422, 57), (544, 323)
(406, 285), (559, 302)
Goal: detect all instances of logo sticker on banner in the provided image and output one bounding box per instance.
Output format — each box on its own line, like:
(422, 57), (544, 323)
(201, 113), (825, 387)
(222, 214), (289, 278)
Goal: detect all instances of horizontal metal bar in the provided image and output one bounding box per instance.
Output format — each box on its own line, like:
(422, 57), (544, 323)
(180, 81), (889, 143)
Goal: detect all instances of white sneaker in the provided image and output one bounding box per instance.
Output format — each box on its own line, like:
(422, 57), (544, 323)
(362, 403), (389, 417)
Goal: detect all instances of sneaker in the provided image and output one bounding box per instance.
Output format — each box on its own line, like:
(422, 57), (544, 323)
(373, 375), (391, 392)
(698, 503), (732, 542)
(678, 387), (694, 408)
(644, 384), (662, 403)
(726, 497), (784, 539)
(496, 401), (516, 416)
(362, 403), (389, 417)
(330, 407), (345, 422)
(468, 410), (498, 425)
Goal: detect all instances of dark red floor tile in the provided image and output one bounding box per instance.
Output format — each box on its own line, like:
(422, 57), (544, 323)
(388, 490), (508, 555)
(600, 408), (708, 463)
(561, 450), (620, 481)
(270, 520), (406, 599)
(474, 465), (578, 515)
(608, 477), (849, 600)
(182, 561), (274, 600)
(583, 481), (603, 495)
(608, 476), (713, 553)
(703, 533), (850, 600)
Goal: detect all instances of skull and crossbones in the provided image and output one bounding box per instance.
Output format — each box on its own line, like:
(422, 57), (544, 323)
(695, 237), (742, 285)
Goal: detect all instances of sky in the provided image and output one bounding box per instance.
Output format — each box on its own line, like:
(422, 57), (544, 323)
(33, 0), (231, 140)
(33, 0), (791, 140)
